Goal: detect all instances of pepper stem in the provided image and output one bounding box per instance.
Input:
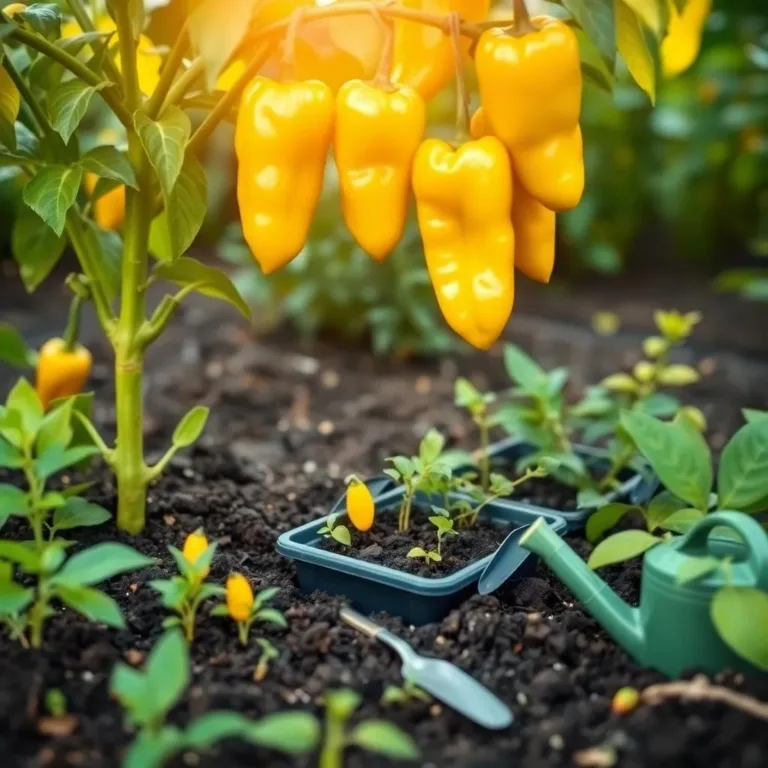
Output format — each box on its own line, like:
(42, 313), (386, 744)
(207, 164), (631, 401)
(62, 293), (84, 353)
(280, 6), (306, 81)
(513, 0), (534, 35)
(371, 6), (395, 88)
(449, 13), (470, 142)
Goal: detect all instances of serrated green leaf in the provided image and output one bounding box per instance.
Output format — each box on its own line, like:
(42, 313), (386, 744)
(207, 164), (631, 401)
(12, 203), (67, 292)
(172, 405), (209, 448)
(153, 257), (251, 320)
(48, 79), (109, 144)
(717, 420), (768, 511)
(22, 165), (82, 236)
(587, 529), (662, 569)
(80, 146), (137, 189)
(134, 107), (190, 199)
(711, 587), (768, 670)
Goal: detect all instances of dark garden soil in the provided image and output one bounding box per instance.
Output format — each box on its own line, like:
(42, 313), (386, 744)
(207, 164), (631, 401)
(321, 506), (505, 578)
(1, 269), (768, 768)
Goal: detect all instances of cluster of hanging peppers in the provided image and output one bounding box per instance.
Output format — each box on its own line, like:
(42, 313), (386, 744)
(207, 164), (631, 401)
(235, 0), (584, 350)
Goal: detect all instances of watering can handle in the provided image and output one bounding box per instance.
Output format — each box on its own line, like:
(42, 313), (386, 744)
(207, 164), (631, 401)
(677, 511), (768, 582)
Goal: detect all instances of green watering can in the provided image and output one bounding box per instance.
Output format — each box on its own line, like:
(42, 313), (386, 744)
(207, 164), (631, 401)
(519, 511), (768, 677)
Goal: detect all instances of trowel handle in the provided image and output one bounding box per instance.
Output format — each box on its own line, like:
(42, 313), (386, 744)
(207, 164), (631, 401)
(339, 606), (381, 638)
(678, 511), (768, 582)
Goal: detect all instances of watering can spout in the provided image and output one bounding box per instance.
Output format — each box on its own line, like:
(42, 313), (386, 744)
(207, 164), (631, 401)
(520, 519), (645, 661)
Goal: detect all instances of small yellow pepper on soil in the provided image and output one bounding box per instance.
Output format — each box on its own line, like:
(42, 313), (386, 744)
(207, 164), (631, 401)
(612, 686), (640, 715)
(182, 529), (210, 578)
(475, 18), (584, 212)
(346, 477), (375, 532)
(226, 573), (255, 623)
(470, 108), (556, 285)
(412, 136), (515, 350)
(335, 80), (425, 260)
(235, 77), (334, 274)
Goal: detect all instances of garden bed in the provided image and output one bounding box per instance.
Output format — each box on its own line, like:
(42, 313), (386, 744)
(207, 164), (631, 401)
(1, 289), (767, 768)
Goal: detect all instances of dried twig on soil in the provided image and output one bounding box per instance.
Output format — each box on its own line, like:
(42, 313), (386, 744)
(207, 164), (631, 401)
(641, 675), (768, 721)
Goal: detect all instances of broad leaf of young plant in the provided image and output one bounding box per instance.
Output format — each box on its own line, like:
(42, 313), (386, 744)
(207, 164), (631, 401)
(123, 728), (184, 768)
(576, 488), (611, 510)
(188, 0), (263, 88)
(564, 0), (616, 68)
(150, 578), (187, 611)
(646, 490), (686, 532)
(0, 483), (27, 527)
(11, 203), (67, 292)
(153, 257), (251, 320)
(0, 437), (23, 469)
(331, 526), (351, 546)
(183, 712), (251, 748)
(7, 377), (43, 436)
(711, 587), (768, 671)
(350, 721), (419, 760)
(17, 3), (62, 38)
(149, 154), (208, 262)
(0, 540), (41, 571)
(52, 497), (111, 531)
(419, 428), (445, 464)
(36, 398), (74, 455)
(35, 444), (100, 480)
(53, 542), (153, 586)
(255, 608), (287, 628)
(135, 108), (190, 199)
(743, 409), (768, 424)
(0, 323), (34, 368)
(587, 530), (662, 570)
(80, 146), (137, 188)
(48, 80), (109, 144)
(503, 344), (547, 394)
(454, 377), (481, 408)
(585, 503), (637, 543)
(638, 393), (680, 418)
(145, 630), (190, 721)
(172, 405), (209, 448)
(81, 216), (121, 299)
(22, 165), (82, 237)
(56, 584), (125, 627)
(660, 507), (705, 534)
(717, 420), (768, 511)
(676, 555), (722, 585)
(245, 711), (321, 753)
(0, 579), (34, 615)
(616, 1), (656, 103)
(621, 410), (712, 511)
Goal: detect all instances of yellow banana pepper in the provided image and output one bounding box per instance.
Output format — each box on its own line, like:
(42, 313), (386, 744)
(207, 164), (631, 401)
(36, 339), (92, 411)
(85, 174), (125, 232)
(475, 18), (584, 212)
(661, 0), (711, 78)
(235, 77), (334, 274)
(470, 108), (556, 284)
(335, 80), (425, 260)
(346, 477), (375, 532)
(226, 573), (255, 623)
(391, 0), (490, 101)
(412, 136), (515, 350)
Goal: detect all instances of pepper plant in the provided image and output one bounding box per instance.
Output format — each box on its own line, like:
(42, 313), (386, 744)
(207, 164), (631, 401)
(212, 576), (286, 646)
(111, 629), (320, 768)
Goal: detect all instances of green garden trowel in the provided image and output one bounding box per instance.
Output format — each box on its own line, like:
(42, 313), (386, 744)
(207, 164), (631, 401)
(519, 511), (768, 677)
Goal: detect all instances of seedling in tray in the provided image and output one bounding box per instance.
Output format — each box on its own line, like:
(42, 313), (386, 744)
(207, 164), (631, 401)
(407, 515), (458, 565)
(212, 576), (286, 646)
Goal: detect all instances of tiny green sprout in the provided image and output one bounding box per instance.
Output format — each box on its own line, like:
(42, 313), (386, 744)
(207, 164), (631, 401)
(318, 514), (352, 547)
(0, 540), (152, 648)
(254, 638), (279, 682)
(0, 380), (109, 552)
(320, 688), (419, 768)
(406, 547), (441, 565)
(44, 689), (67, 718)
(381, 678), (432, 707)
(454, 377), (495, 491)
(112, 630), (320, 768)
(150, 530), (223, 643)
(429, 515), (458, 557)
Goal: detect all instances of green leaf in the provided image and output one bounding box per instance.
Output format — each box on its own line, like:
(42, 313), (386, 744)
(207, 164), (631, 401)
(53, 542), (153, 586)
(144, 629), (190, 719)
(123, 729), (183, 768)
(661, 507), (705, 534)
(711, 587), (768, 671)
(245, 711), (321, 754)
(0, 579), (34, 616)
(22, 165), (82, 237)
(110, 662), (149, 716)
(17, 3), (62, 38)
(36, 397), (74, 455)
(80, 216), (121, 300)
(0, 323), (34, 369)
(717, 420), (768, 511)
(621, 410), (712, 511)
(255, 608), (287, 628)
(646, 490), (686, 532)
(184, 711), (251, 748)
(11, 203), (67, 292)
(326, 688), (361, 720)
(134, 107), (190, 199)
(621, 0), (665, 36)
(587, 530), (662, 569)
(56, 584), (125, 628)
(0, 438), (23, 469)
(35, 444), (100, 480)
(172, 405), (209, 448)
(150, 154), (207, 262)
(503, 344), (547, 394)
(153, 257), (251, 320)
(564, 0), (616, 68)
(616, 1), (655, 103)
(0, 66), (20, 130)
(677, 555), (721, 585)
(0, 407), (24, 449)
(419, 428), (445, 464)
(0, 540), (41, 571)
(350, 721), (419, 760)
(743, 409), (768, 424)
(149, 577), (187, 611)
(331, 526), (351, 546)
(585, 503), (636, 543)
(0, 484), (27, 526)
(454, 377), (481, 408)
(80, 146), (137, 189)
(7, 377), (43, 436)
(48, 79), (109, 144)
(52, 497), (111, 530)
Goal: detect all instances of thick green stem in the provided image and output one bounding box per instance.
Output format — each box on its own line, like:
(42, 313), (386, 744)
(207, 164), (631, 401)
(319, 713), (345, 768)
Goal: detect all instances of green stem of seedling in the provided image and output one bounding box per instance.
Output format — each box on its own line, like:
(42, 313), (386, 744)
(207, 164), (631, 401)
(478, 415), (490, 492)
(22, 451), (44, 550)
(28, 580), (49, 649)
(238, 621), (250, 646)
(4, 617), (29, 649)
(319, 711), (346, 768)
(399, 487), (414, 532)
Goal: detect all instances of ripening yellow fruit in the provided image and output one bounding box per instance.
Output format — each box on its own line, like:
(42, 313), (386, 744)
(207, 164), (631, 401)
(226, 573), (254, 622)
(182, 529), (210, 578)
(346, 478), (375, 532)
